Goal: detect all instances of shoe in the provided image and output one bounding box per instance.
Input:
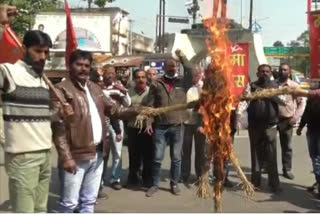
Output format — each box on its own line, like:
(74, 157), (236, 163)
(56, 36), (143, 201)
(307, 182), (318, 192)
(98, 188), (109, 200)
(170, 184), (181, 196)
(283, 171), (295, 180)
(183, 182), (192, 189)
(111, 182), (122, 190)
(224, 179), (235, 188)
(146, 186), (158, 197)
(270, 186), (283, 194)
(142, 180), (153, 189)
(125, 179), (140, 189)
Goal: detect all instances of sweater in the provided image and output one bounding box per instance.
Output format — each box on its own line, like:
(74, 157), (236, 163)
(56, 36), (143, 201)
(127, 86), (149, 128)
(0, 60), (52, 153)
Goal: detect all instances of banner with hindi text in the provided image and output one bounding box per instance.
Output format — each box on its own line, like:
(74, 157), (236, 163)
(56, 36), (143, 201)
(309, 11), (320, 78)
(230, 43), (249, 96)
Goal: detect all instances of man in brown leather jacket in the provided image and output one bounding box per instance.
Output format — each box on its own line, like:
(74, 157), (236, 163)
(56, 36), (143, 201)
(51, 50), (140, 213)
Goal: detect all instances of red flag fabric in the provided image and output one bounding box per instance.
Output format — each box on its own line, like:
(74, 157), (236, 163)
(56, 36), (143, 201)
(65, 0), (78, 68)
(308, 0), (312, 24)
(0, 25), (24, 64)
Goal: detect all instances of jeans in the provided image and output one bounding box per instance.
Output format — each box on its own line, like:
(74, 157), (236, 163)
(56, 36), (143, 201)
(59, 151), (103, 213)
(181, 124), (205, 181)
(5, 150), (51, 213)
(152, 124), (184, 186)
(109, 120), (124, 183)
(306, 130), (320, 184)
(278, 118), (294, 172)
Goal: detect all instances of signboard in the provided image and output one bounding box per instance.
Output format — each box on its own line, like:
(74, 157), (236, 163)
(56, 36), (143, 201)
(231, 43), (249, 96)
(168, 17), (190, 24)
(264, 47), (310, 56)
(34, 13), (111, 52)
(309, 11), (320, 78)
(34, 13), (112, 71)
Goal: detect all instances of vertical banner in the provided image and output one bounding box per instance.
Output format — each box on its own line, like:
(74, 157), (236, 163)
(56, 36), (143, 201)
(309, 11), (320, 78)
(230, 43), (250, 96)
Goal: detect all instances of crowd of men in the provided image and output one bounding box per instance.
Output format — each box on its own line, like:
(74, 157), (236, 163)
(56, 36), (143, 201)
(2, 4), (320, 214)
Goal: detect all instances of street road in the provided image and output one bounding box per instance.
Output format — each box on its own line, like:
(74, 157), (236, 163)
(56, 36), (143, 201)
(0, 130), (319, 213)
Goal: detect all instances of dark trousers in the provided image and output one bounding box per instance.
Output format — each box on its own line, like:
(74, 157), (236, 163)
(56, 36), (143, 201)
(127, 127), (153, 185)
(152, 124), (184, 186)
(277, 118), (293, 172)
(306, 130), (320, 185)
(248, 126), (280, 188)
(181, 124), (206, 181)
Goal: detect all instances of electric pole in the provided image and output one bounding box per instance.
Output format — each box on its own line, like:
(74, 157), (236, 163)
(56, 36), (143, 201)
(156, 0), (166, 53)
(162, 0), (166, 53)
(158, 0), (162, 53)
(249, 0), (253, 31)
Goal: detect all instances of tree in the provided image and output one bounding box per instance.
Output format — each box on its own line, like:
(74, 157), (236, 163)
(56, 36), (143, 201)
(273, 41), (284, 47)
(94, 0), (115, 8)
(297, 30), (309, 47)
(0, 0), (57, 37)
(83, 0), (115, 9)
(287, 40), (301, 47)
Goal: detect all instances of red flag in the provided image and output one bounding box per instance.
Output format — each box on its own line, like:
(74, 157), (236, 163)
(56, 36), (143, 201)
(65, 0), (78, 68)
(308, 0), (312, 24)
(0, 25), (24, 64)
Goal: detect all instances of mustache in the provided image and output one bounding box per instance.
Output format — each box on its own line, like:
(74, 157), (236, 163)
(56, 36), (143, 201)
(32, 60), (45, 66)
(78, 71), (89, 76)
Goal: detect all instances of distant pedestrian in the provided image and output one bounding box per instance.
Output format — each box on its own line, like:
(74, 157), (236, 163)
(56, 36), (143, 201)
(146, 68), (158, 85)
(276, 63), (305, 180)
(102, 65), (131, 190)
(127, 70), (153, 188)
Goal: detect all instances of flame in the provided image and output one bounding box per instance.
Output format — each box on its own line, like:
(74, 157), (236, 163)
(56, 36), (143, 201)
(199, 0), (237, 210)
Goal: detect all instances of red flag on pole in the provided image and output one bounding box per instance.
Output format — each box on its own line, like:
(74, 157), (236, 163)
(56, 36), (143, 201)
(308, 0), (312, 23)
(65, 0), (78, 68)
(0, 25), (24, 64)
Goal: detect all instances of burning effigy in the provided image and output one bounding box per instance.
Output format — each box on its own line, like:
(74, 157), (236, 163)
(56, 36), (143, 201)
(135, 1), (307, 212)
(135, 0), (254, 212)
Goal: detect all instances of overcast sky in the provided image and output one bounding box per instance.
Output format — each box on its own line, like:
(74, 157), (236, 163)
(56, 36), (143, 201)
(69, 0), (308, 47)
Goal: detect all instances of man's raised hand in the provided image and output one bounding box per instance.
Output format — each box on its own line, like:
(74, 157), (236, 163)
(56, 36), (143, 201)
(0, 5), (19, 25)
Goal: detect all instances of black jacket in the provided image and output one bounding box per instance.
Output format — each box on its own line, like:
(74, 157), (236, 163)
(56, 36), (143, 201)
(247, 80), (283, 128)
(299, 98), (320, 132)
